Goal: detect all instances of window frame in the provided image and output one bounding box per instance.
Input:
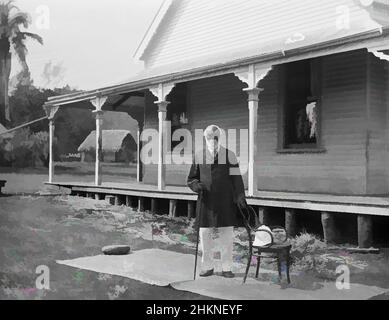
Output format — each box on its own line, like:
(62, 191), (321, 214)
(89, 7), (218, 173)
(277, 59), (325, 154)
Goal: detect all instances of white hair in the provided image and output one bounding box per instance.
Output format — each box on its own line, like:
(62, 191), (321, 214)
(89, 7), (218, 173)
(204, 124), (221, 140)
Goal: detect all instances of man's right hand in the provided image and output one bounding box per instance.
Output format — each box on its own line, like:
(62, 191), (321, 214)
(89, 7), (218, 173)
(237, 194), (247, 210)
(194, 182), (206, 194)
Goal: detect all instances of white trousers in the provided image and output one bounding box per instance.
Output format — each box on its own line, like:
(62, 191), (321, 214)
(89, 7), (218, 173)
(199, 227), (234, 272)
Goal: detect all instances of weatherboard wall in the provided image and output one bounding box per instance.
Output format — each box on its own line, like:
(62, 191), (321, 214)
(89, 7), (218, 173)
(257, 50), (367, 195)
(140, 50), (389, 196)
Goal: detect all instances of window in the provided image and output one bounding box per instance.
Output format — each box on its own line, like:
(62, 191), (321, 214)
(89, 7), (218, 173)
(282, 59), (321, 150)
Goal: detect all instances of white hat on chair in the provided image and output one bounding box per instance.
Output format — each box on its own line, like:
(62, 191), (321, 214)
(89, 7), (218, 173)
(253, 225), (273, 247)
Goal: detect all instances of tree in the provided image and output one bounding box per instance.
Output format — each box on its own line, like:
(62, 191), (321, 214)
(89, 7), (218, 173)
(0, 0), (43, 127)
(9, 82), (95, 156)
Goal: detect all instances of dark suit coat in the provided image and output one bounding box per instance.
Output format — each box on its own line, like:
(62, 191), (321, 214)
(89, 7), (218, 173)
(187, 146), (246, 228)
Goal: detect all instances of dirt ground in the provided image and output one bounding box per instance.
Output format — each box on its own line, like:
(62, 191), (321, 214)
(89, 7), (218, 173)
(1, 167), (389, 300)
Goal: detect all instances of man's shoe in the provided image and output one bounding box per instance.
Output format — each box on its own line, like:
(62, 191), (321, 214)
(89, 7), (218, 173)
(199, 269), (214, 277)
(222, 271), (235, 278)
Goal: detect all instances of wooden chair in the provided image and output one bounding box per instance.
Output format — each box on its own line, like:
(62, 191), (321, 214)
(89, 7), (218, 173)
(238, 206), (292, 284)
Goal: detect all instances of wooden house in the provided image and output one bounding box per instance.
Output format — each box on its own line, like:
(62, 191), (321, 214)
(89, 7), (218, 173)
(44, 0), (389, 247)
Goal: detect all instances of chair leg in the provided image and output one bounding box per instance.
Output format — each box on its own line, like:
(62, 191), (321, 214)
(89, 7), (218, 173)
(277, 254), (282, 282)
(255, 255), (261, 278)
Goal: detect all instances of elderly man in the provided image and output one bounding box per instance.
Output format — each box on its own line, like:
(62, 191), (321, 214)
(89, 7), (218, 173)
(187, 125), (247, 278)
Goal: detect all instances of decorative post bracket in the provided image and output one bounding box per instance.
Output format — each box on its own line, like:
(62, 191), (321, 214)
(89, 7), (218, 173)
(44, 104), (59, 121)
(149, 82), (176, 103)
(234, 63), (273, 89)
(90, 95), (108, 111)
(368, 45), (389, 62)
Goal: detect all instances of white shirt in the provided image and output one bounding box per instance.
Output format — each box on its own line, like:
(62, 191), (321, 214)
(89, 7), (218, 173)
(207, 142), (220, 158)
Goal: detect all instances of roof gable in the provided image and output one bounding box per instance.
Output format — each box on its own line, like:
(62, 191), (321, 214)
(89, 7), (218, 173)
(133, 0), (174, 61)
(136, 0), (388, 69)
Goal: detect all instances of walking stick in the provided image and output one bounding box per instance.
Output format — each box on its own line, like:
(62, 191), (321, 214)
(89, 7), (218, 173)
(194, 190), (204, 280)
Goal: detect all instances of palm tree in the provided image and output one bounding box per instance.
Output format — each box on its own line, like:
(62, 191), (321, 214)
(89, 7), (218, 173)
(0, 0), (43, 127)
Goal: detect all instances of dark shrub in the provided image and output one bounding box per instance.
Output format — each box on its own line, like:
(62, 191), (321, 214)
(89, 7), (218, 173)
(0, 128), (57, 167)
